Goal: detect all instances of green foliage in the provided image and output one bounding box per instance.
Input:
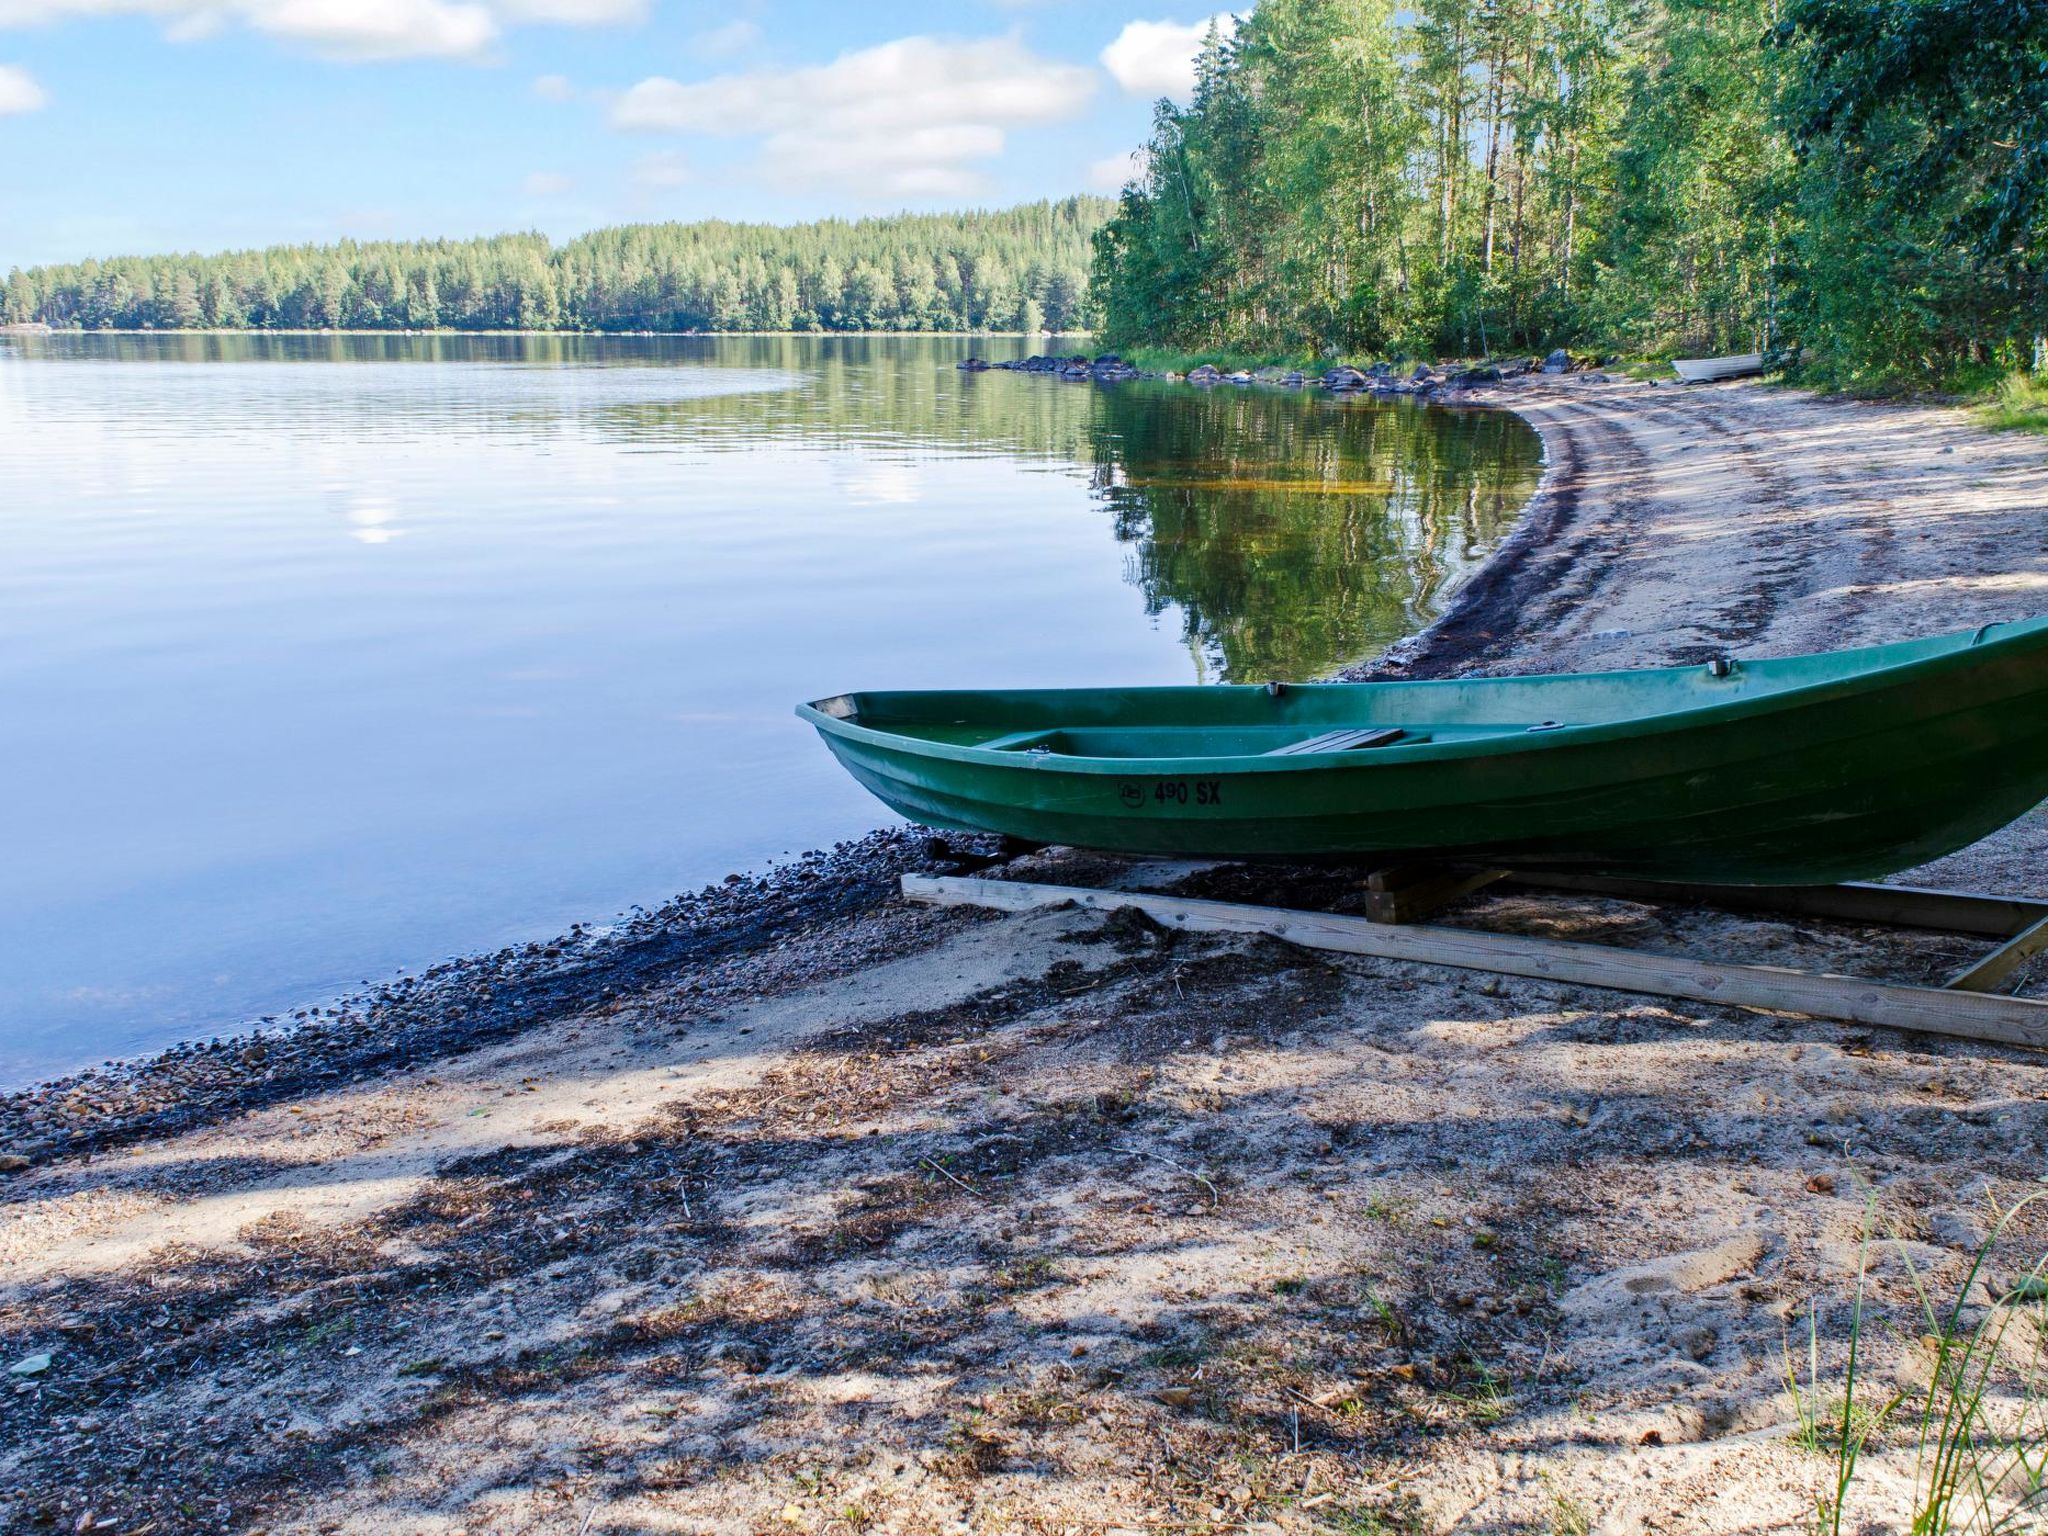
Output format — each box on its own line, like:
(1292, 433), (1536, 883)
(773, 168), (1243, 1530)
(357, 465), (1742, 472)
(1095, 0), (1652, 360)
(0, 200), (1111, 334)
(1776, 0), (2048, 383)
(1094, 0), (2048, 388)
(1596, 0), (1794, 355)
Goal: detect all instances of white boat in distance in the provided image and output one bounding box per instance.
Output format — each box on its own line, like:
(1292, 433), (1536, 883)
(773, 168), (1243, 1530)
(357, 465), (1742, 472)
(1672, 352), (1764, 383)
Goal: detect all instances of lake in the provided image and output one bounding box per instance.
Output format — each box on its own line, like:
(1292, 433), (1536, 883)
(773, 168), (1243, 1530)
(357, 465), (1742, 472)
(0, 334), (1541, 1083)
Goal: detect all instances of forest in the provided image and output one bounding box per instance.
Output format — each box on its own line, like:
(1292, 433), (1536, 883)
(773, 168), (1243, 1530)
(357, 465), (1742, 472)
(0, 199), (1109, 334)
(1090, 0), (2047, 387)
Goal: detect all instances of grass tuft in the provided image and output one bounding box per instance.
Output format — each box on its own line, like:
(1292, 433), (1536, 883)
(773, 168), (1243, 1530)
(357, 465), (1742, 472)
(1786, 1186), (2048, 1534)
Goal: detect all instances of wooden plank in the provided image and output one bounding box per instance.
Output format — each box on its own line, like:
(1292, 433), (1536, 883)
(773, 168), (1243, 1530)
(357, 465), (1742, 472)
(1265, 726), (1406, 757)
(1501, 872), (2048, 939)
(901, 874), (2048, 1051)
(1948, 914), (2048, 994)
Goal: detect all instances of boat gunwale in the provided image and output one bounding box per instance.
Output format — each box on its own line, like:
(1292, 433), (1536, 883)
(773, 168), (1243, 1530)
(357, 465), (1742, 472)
(794, 619), (2048, 779)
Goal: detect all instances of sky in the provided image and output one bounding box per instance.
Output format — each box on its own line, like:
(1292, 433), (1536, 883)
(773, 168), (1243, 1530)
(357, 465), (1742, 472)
(0, 1), (1236, 269)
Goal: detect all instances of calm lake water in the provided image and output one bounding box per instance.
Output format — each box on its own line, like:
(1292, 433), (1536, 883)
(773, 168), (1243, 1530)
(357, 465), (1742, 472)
(0, 334), (1541, 1083)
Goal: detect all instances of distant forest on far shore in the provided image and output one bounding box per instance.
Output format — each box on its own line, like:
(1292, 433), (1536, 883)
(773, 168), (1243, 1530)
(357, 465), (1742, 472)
(0, 199), (1111, 334)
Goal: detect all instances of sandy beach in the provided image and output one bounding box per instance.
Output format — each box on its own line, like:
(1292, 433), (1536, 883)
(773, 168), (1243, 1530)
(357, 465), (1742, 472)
(7, 372), (2048, 1535)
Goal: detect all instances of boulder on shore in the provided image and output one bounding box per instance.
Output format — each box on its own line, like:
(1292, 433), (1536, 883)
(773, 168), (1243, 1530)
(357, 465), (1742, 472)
(1542, 348), (1570, 374)
(1322, 365), (1368, 390)
(957, 357), (991, 371)
(1187, 363), (1223, 384)
(1443, 365), (1503, 390)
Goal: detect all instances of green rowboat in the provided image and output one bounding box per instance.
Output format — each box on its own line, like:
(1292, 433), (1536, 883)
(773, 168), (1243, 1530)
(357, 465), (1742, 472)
(797, 617), (2048, 885)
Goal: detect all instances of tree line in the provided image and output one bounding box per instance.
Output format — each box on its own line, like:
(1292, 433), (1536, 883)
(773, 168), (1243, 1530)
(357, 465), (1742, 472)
(1090, 0), (2046, 386)
(0, 199), (1110, 334)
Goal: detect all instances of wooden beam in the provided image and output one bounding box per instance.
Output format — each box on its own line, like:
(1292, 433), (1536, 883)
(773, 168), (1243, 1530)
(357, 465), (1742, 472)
(1948, 914), (2048, 994)
(902, 874), (2048, 1052)
(1500, 872), (2048, 939)
(1361, 864), (1509, 924)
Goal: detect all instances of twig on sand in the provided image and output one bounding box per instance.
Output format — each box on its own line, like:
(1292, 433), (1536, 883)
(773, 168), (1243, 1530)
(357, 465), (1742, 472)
(917, 1155), (983, 1200)
(1121, 1145), (1220, 1208)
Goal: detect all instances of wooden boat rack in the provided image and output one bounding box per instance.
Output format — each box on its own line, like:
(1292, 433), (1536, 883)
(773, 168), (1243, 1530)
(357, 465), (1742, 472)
(902, 866), (2048, 1051)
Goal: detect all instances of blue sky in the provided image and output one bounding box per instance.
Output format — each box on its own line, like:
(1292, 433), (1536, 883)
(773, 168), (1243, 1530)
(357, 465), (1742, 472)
(0, 2), (1232, 269)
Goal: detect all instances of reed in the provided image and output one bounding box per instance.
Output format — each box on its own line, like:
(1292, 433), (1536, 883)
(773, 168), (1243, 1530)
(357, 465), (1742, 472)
(1787, 1188), (2048, 1533)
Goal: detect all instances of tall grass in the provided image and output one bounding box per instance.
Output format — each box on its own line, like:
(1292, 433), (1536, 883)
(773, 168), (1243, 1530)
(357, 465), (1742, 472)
(1786, 1189), (2048, 1534)
(1977, 373), (2048, 435)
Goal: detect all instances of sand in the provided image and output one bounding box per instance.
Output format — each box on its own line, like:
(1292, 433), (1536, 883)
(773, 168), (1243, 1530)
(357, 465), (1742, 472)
(5, 374), (2048, 1536)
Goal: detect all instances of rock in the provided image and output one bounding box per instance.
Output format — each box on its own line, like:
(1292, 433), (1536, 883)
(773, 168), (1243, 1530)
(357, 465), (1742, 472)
(1281, 371), (1305, 386)
(1322, 365), (1367, 390)
(1411, 363), (1435, 382)
(1225, 371), (1253, 384)
(1152, 1386), (1195, 1408)
(10, 1352), (52, 1376)
(1542, 348), (1571, 374)
(956, 357), (990, 371)
(1444, 365), (1502, 389)
(1186, 363), (1222, 384)
(0, 1154), (29, 1174)
(1092, 353), (1122, 368)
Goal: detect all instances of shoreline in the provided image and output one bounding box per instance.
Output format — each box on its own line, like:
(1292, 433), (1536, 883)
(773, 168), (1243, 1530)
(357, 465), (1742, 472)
(0, 362), (1548, 1123)
(0, 366), (2017, 1137)
(8, 374), (2048, 1534)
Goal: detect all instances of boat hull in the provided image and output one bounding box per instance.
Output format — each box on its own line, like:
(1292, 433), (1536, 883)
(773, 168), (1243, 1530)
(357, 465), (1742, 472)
(1672, 353), (1764, 382)
(799, 622), (2048, 885)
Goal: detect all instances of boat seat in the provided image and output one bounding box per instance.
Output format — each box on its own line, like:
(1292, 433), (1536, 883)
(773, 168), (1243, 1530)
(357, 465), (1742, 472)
(1265, 726), (1407, 756)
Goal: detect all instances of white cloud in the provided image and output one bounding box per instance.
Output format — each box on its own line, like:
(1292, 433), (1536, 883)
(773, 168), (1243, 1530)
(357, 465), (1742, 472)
(248, 0), (495, 61)
(531, 71), (573, 100)
(494, 0), (641, 19)
(631, 149), (689, 188)
(0, 60), (44, 112)
(1100, 14), (1234, 101)
(612, 34), (1095, 198)
(521, 169), (573, 196)
(1088, 146), (1147, 192)
(0, 0), (637, 61)
(693, 17), (757, 58)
